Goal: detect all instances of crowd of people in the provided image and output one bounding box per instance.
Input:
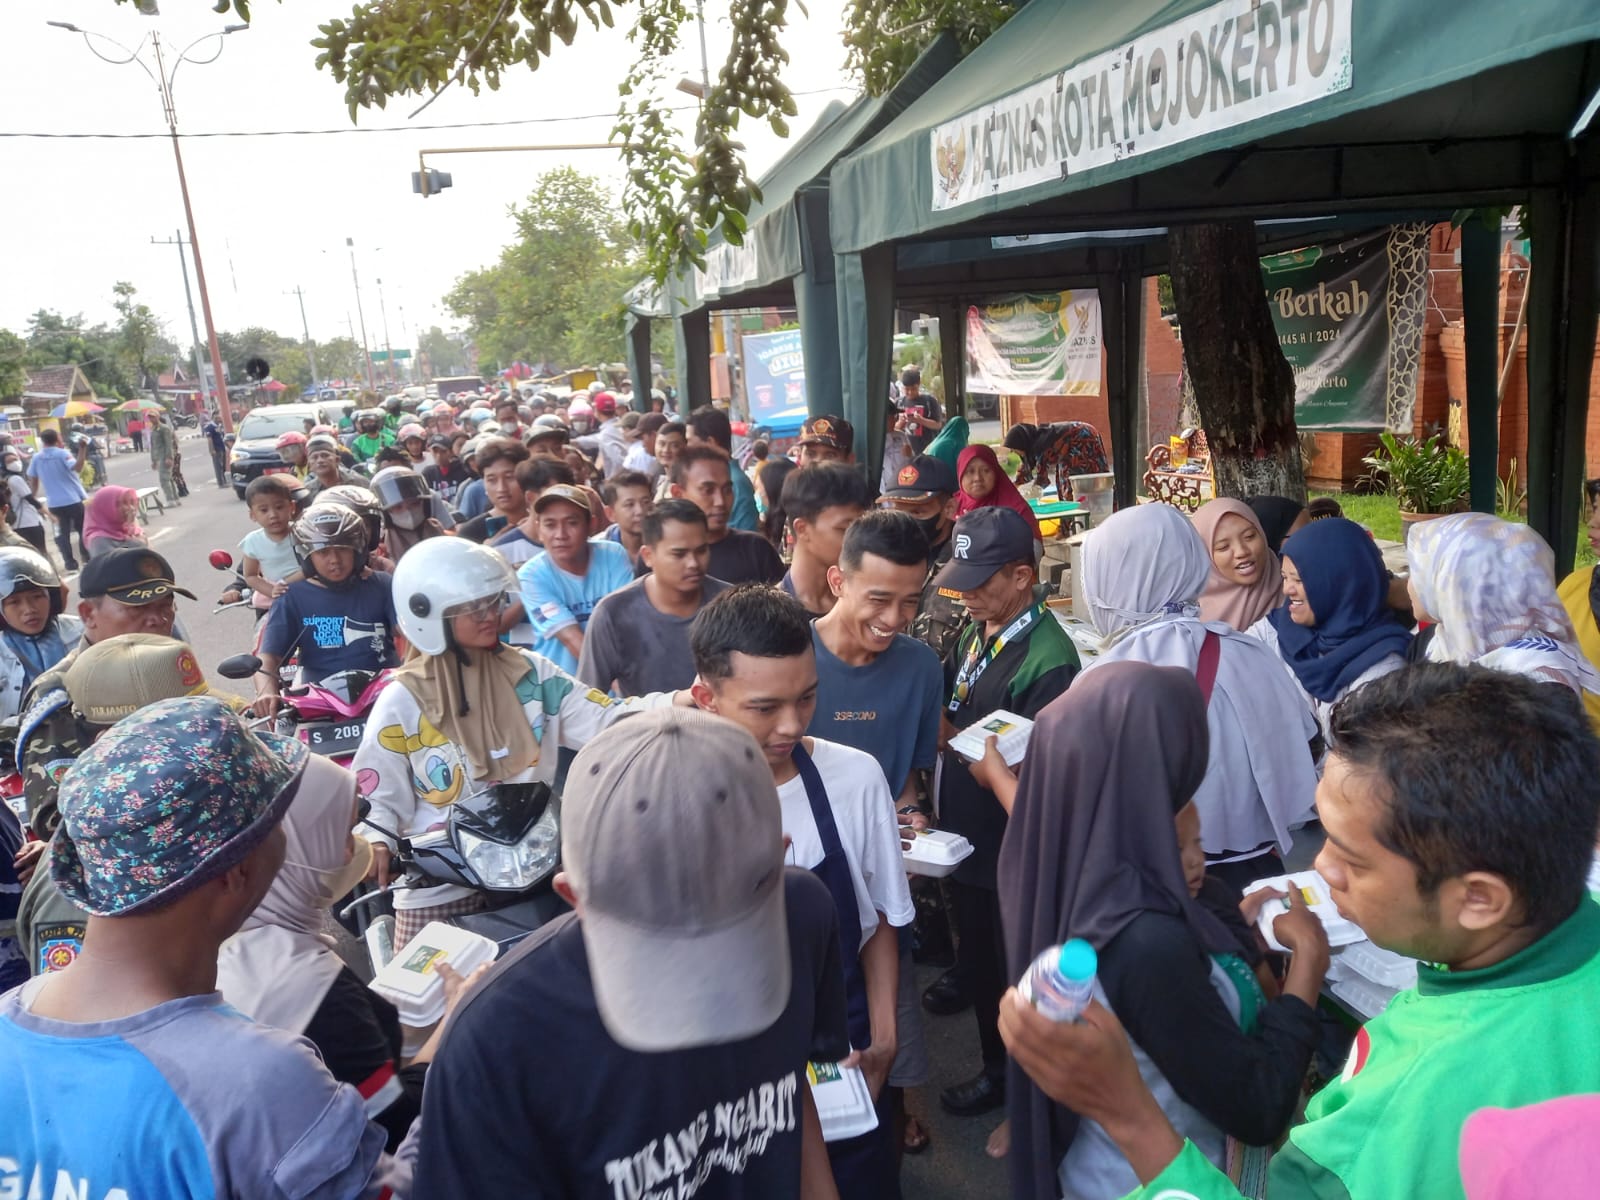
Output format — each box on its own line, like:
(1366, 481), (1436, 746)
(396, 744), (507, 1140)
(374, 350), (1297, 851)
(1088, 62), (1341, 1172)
(1, 375), (1599, 1200)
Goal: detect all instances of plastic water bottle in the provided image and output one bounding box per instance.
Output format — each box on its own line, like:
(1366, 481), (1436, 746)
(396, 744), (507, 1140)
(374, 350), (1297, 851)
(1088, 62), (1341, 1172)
(1022, 938), (1098, 1022)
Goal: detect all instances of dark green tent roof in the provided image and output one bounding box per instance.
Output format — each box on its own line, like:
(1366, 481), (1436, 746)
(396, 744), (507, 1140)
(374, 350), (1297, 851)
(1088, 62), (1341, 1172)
(831, 0), (1600, 250)
(639, 33), (962, 316)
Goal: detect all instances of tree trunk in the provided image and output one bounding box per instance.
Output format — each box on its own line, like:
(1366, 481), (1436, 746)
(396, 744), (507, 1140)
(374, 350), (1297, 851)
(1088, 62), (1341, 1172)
(1168, 220), (1306, 502)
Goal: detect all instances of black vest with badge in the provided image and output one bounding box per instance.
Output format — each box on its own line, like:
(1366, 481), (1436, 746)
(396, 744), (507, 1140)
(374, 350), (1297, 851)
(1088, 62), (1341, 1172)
(911, 536), (967, 662)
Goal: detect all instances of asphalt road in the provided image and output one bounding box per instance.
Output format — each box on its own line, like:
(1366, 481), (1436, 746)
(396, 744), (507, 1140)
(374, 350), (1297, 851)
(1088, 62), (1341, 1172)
(50, 432), (1015, 1196)
(49, 432), (258, 681)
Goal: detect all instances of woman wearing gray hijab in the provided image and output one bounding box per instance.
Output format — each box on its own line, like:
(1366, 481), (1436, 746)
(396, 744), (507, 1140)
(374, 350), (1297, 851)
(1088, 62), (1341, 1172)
(1078, 503), (1319, 891)
(998, 662), (1329, 1200)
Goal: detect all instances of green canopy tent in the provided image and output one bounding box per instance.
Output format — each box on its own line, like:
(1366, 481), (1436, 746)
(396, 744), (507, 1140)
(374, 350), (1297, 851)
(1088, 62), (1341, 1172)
(623, 36), (962, 421)
(828, 0), (1600, 563)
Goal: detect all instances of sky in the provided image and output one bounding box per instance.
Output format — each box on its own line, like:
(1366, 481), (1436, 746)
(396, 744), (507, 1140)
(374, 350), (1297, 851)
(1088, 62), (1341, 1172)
(0, 0), (858, 358)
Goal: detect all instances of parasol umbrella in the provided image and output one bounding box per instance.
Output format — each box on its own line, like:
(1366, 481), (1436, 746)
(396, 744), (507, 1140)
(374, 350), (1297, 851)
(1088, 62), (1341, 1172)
(113, 398), (166, 413)
(259, 379), (288, 393)
(50, 400), (105, 418)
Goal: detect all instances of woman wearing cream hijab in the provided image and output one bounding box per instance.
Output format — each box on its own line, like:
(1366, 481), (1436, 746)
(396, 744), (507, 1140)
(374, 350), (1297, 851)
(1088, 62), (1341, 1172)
(218, 753), (479, 1150)
(1191, 498), (1283, 631)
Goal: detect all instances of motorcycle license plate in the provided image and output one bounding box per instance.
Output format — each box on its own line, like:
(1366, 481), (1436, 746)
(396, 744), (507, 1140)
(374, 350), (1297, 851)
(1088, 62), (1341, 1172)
(301, 720), (365, 758)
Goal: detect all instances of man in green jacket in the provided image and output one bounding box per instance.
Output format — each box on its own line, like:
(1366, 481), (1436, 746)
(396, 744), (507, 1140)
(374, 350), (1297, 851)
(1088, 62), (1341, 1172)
(1001, 662), (1600, 1200)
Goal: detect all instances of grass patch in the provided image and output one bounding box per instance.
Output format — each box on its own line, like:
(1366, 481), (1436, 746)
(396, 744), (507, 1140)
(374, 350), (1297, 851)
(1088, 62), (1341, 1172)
(1310, 490), (1596, 568)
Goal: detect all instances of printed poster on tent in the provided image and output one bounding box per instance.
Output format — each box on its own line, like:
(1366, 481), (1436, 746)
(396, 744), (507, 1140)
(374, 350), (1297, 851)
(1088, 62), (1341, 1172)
(1263, 223), (1428, 432)
(964, 290), (1102, 397)
(742, 328), (808, 433)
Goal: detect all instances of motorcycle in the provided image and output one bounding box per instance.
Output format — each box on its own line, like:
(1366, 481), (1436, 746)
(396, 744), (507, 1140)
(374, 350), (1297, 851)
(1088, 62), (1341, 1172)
(215, 653), (390, 769)
(347, 782), (569, 959)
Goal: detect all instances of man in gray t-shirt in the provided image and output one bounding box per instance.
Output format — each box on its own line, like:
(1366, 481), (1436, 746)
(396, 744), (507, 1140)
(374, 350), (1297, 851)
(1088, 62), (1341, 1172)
(578, 499), (730, 696)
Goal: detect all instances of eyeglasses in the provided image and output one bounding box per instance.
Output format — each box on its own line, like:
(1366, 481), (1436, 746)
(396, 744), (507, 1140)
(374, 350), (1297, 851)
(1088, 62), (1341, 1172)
(443, 592), (507, 621)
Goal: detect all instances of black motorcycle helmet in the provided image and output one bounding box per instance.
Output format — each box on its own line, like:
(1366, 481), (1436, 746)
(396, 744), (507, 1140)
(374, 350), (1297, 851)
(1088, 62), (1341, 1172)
(0, 547), (66, 630)
(319, 485), (385, 556)
(383, 395), (403, 415)
(290, 503), (370, 586)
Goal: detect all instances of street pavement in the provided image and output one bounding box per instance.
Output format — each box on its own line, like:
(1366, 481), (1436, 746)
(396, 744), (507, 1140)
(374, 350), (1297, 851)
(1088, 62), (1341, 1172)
(48, 432), (1015, 1196)
(49, 432), (256, 682)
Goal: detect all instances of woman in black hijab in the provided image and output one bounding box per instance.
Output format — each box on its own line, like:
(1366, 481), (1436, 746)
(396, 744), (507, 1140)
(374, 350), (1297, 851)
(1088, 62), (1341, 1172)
(998, 661), (1328, 1200)
(1245, 495), (1309, 554)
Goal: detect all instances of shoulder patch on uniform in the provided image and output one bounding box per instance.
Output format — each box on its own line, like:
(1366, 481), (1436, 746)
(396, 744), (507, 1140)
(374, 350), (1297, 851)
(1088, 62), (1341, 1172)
(37, 922), (86, 974)
(16, 687), (70, 763)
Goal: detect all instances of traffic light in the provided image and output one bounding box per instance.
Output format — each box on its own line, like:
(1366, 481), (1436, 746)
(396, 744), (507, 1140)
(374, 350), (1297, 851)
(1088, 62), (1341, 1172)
(411, 168), (453, 197)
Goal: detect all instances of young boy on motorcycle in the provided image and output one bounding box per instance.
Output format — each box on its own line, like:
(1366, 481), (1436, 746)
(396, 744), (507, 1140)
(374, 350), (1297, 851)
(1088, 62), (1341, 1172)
(353, 537), (687, 945)
(252, 505), (399, 718)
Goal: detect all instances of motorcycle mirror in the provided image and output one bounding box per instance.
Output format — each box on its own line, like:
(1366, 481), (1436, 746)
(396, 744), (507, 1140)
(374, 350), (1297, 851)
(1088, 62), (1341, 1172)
(215, 653), (263, 680)
(208, 549), (234, 571)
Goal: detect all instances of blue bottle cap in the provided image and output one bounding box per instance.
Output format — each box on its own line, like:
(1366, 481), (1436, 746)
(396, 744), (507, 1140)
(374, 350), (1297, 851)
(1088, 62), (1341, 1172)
(1056, 938), (1097, 982)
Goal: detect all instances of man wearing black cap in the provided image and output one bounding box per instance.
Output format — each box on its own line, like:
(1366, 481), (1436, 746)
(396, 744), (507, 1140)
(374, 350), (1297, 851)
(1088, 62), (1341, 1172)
(795, 415), (855, 469)
(882, 455), (966, 662)
(17, 548), (192, 839)
(924, 506), (1080, 1118)
(420, 435), (472, 505)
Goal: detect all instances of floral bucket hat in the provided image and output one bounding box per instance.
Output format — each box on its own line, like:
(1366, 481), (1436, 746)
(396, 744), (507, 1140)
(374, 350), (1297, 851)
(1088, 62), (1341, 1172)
(51, 695), (308, 916)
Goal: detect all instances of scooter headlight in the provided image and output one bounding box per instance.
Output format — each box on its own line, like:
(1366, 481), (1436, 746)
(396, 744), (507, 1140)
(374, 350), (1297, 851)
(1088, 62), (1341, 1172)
(457, 804), (559, 890)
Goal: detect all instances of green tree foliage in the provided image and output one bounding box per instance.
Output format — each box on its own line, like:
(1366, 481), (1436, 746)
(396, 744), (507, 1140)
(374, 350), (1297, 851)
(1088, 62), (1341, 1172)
(24, 310), (136, 400)
(112, 281), (169, 394)
(418, 325), (470, 377)
(0, 331), (29, 403)
(156, 1), (1012, 284)
(444, 167), (641, 371)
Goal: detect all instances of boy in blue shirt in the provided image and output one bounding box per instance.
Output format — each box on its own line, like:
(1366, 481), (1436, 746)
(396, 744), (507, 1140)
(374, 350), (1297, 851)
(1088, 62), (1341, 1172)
(254, 505), (398, 716)
(517, 485), (632, 674)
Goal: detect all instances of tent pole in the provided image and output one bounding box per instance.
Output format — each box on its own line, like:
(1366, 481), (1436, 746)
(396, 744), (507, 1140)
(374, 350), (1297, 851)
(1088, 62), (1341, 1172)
(1461, 219), (1502, 514)
(674, 310), (713, 413)
(624, 312), (653, 411)
(935, 299), (965, 420)
(1525, 177), (1600, 574)
(1100, 257), (1143, 510)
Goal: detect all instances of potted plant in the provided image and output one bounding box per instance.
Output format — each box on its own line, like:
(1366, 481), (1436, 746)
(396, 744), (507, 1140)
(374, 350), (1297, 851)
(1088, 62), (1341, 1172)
(1361, 432), (1470, 533)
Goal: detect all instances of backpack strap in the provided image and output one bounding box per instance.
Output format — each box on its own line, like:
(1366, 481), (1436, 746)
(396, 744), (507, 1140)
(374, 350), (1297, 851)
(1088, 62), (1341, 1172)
(1196, 629), (1221, 706)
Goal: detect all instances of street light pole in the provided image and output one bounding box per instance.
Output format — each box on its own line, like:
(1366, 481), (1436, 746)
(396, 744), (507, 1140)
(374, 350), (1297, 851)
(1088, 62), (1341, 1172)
(347, 238), (376, 392)
(50, 19), (247, 434)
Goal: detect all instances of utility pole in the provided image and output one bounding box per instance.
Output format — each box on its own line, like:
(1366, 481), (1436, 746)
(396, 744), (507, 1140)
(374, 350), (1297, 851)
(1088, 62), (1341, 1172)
(287, 286), (319, 390)
(346, 238), (376, 392)
(151, 230), (207, 414)
(150, 31), (236, 433)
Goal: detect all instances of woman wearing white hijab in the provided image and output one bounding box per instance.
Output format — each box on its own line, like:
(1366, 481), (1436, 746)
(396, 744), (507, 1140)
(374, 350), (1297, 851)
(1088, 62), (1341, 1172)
(1079, 504), (1320, 890)
(1406, 512), (1600, 702)
(218, 753), (474, 1149)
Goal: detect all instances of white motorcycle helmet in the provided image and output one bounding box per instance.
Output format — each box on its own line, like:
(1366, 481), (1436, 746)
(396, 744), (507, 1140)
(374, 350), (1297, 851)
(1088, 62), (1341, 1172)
(393, 537), (515, 656)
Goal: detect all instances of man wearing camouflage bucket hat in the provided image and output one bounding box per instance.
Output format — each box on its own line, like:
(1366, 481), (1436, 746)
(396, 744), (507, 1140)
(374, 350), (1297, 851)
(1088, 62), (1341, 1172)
(0, 696), (411, 1197)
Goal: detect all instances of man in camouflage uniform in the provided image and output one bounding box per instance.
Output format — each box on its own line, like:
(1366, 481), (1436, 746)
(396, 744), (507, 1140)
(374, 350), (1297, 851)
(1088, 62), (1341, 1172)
(884, 456), (966, 661)
(17, 549), (192, 839)
(15, 634), (223, 978)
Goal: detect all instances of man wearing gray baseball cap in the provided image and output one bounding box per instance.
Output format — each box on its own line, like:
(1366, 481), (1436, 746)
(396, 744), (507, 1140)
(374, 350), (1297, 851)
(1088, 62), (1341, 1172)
(415, 707), (851, 1199)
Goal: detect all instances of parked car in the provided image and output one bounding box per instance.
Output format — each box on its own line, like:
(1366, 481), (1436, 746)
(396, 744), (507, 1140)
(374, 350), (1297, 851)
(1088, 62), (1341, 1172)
(228, 403), (327, 499)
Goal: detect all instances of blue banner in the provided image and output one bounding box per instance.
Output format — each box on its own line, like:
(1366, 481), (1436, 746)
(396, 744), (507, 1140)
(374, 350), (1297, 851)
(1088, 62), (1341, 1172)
(742, 329), (808, 434)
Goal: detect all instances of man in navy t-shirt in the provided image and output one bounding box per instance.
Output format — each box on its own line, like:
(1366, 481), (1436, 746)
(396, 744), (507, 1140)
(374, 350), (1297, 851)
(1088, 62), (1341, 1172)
(254, 535), (397, 715)
(807, 511), (942, 809)
(416, 708), (848, 1199)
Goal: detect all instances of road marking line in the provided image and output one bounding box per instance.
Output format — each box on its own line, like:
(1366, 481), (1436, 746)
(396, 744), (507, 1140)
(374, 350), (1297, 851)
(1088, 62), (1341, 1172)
(150, 527), (175, 542)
